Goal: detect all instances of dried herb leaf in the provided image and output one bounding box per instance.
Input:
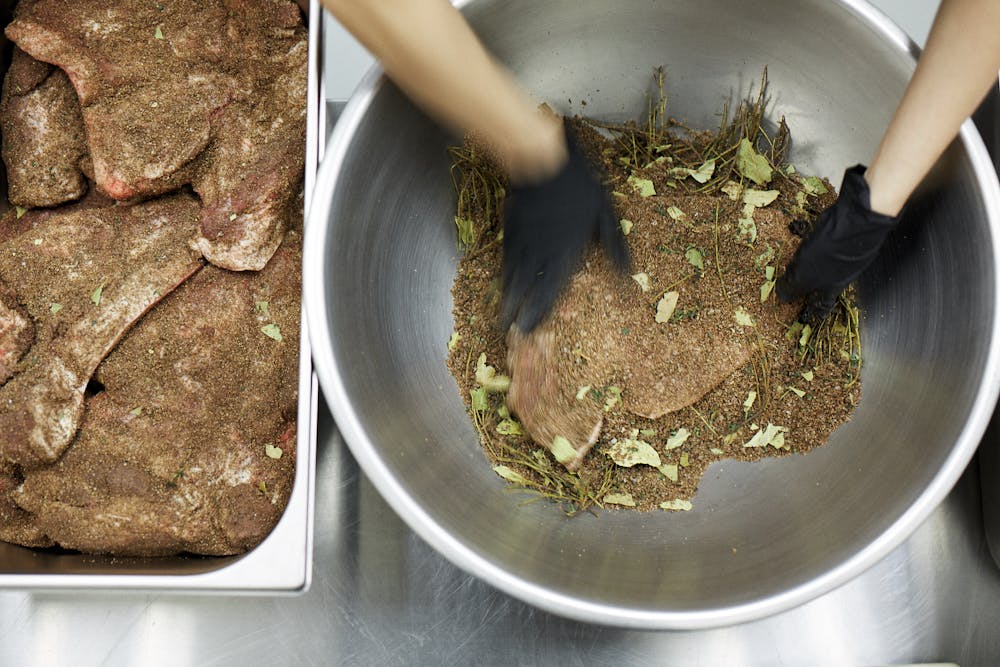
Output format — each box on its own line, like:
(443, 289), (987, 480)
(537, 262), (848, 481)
(607, 436), (661, 468)
(129, 407), (143, 417)
(742, 189), (780, 208)
(91, 282), (106, 306)
(685, 247), (704, 271)
(455, 217), (476, 248)
(475, 353), (510, 392)
(799, 324), (813, 347)
(670, 158), (715, 184)
(733, 307), (755, 327)
(736, 138), (773, 185)
(659, 463), (678, 482)
(497, 418), (523, 436)
(154, 25), (164, 39)
(760, 279), (775, 302)
(627, 175), (656, 197)
(603, 385), (622, 412)
(49, 302), (63, 314)
(788, 386), (806, 398)
(655, 291), (679, 323)
(802, 370), (815, 382)
(255, 300), (270, 315)
(264, 444), (283, 459)
(550, 435), (579, 465)
(15, 206), (27, 219)
(447, 332), (461, 351)
(743, 423), (788, 448)
(737, 216), (758, 243)
(575, 385), (591, 400)
(721, 180), (742, 201)
(603, 492), (637, 507)
(802, 176), (828, 196)
(261, 323), (283, 341)
(660, 499), (693, 511)
(631, 272), (651, 292)
(665, 427), (690, 450)
(470, 387), (488, 411)
(679, 452), (689, 467)
(620, 218), (634, 235)
(493, 465), (529, 485)
(743, 390), (757, 414)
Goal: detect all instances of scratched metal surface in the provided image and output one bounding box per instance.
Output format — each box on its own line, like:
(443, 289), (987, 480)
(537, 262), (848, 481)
(1, 401), (999, 666)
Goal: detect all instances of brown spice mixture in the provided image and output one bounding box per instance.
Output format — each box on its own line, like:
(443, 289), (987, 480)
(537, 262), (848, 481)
(446, 116), (861, 514)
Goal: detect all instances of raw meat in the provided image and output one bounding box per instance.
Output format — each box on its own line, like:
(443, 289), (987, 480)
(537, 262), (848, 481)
(1, 47), (87, 208)
(5, 0), (308, 270)
(0, 194), (204, 468)
(14, 235), (302, 556)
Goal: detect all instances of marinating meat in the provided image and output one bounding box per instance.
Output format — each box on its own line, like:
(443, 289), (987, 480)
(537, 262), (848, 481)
(5, 0), (307, 270)
(14, 235), (301, 556)
(0, 460), (51, 548)
(0, 47), (87, 208)
(505, 247), (750, 470)
(0, 284), (33, 386)
(0, 194), (204, 468)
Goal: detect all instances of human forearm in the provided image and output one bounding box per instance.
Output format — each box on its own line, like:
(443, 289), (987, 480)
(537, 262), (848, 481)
(865, 0), (1000, 216)
(322, 0), (565, 182)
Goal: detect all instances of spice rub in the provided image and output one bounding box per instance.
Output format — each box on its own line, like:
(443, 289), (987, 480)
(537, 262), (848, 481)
(447, 74), (862, 513)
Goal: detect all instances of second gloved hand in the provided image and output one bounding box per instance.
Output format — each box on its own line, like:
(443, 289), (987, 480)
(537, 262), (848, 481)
(776, 164), (901, 322)
(500, 122), (630, 333)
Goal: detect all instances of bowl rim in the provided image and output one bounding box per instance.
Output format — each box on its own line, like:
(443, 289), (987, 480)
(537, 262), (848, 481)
(304, 0), (1000, 629)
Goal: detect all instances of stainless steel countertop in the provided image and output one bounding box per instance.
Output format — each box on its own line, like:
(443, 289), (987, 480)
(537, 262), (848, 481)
(2, 96), (1000, 665)
(0, 397), (999, 666)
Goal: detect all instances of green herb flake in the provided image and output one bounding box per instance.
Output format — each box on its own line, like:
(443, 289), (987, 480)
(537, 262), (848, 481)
(607, 435), (661, 468)
(665, 427), (690, 450)
(736, 138), (773, 185)
(670, 158), (715, 184)
(129, 407), (143, 417)
(496, 418), (523, 437)
(788, 386), (806, 399)
(550, 435), (579, 466)
(493, 465), (529, 485)
(264, 443), (283, 459)
(259, 481), (267, 493)
(764, 265), (775, 281)
(755, 245), (775, 270)
(470, 387), (488, 412)
(710, 447), (725, 456)
(721, 180), (742, 201)
(743, 423), (788, 448)
(91, 281), (107, 306)
(737, 216), (758, 243)
(49, 302), (63, 314)
(603, 385), (623, 412)
(802, 370), (815, 382)
(655, 291), (679, 324)
(742, 189), (780, 208)
(659, 463), (679, 482)
(799, 323), (813, 347)
(666, 206), (692, 228)
(760, 280), (775, 303)
(631, 272), (651, 292)
(802, 175), (829, 196)
(619, 218), (633, 235)
(255, 300), (270, 315)
(261, 323), (283, 341)
(154, 25), (164, 39)
(660, 499), (693, 511)
(733, 307), (755, 327)
(603, 492), (637, 507)
(447, 331), (461, 351)
(743, 390), (757, 414)
(575, 385), (592, 401)
(228, 212), (238, 221)
(786, 321), (804, 342)
(685, 247), (704, 271)
(679, 452), (690, 467)
(475, 353), (511, 392)
(627, 175), (656, 197)
(15, 206), (27, 219)
(640, 428), (658, 438)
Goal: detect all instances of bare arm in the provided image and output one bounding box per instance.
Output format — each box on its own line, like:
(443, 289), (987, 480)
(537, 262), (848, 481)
(321, 0), (566, 182)
(865, 0), (1000, 216)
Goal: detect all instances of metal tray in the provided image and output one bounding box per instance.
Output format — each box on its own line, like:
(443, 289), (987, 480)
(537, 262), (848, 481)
(0, 0), (323, 592)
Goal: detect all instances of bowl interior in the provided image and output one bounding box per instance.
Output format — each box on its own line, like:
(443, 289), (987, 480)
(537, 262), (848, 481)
(311, 0), (1000, 625)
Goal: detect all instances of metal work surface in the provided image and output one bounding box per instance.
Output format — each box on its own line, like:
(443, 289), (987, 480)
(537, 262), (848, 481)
(1, 403), (998, 665)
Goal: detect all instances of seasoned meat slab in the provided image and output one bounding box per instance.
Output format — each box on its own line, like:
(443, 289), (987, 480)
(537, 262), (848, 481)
(506, 249), (750, 469)
(15, 235), (301, 556)
(0, 194), (204, 468)
(0, 460), (51, 548)
(0, 284), (33, 386)
(1, 47), (87, 208)
(6, 0), (307, 270)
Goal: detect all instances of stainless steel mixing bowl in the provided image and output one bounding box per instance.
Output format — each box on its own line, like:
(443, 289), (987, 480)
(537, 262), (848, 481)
(306, 0), (1000, 627)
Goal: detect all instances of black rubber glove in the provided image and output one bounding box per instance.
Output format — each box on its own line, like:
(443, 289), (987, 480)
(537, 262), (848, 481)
(500, 123), (630, 333)
(776, 164), (901, 323)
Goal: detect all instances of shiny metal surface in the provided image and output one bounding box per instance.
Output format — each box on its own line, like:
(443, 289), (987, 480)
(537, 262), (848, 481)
(304, 0), (1000, 627)
(2, 403), (1000, 665)
(0, 0), (323, 591)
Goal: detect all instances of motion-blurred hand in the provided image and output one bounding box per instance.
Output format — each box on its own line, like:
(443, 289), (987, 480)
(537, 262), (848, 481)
(500, 123), (630, 332)
(776, 164), (901, 323)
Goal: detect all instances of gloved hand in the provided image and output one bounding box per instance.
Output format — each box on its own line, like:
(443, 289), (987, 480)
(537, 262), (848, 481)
(776, 164), (901, 323)
(500, 122), (630, 332)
